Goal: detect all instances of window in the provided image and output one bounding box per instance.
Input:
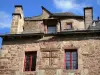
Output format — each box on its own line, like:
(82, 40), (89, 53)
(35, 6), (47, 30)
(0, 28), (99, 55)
(47, 25), (56, 33)
(65, 49), (78, 69)
(24, 51), (37, 71)
(66, 22), (73, 29)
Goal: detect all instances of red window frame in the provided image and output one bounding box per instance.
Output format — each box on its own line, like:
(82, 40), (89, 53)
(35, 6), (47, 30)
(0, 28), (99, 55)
(65, 49), (78, 70)
(24, 51), (37, 71)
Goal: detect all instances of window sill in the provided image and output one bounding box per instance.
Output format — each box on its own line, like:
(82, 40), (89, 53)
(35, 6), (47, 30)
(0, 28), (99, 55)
(63, 69), (78, 72)
(63, 69), (80, 75)
(23, 71), (36, 73)
(23, 71), (36, 75)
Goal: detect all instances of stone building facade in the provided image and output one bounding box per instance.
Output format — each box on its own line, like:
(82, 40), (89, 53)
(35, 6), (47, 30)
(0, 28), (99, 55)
(0, 5), (100, 75)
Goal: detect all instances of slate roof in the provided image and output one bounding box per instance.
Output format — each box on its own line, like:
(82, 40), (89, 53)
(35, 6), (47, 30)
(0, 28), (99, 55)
(24, 16), (42, 21)
(24, 12), (83, 20)
(52, 12), (77, 16)
(88, 20), (100, 30)
(24, 6), (83, 20)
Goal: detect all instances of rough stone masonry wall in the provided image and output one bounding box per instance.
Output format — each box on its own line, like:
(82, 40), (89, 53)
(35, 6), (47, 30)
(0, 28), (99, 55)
(84, 8), (93, 29)
(61, 19), (84, 31)
(0, 37), (100, 75)
(23, 21), (44, 33)
(23, 18), (84, 34)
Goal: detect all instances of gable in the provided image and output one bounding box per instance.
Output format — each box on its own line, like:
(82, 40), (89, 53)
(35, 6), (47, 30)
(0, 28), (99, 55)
(41, 6), (52, 19)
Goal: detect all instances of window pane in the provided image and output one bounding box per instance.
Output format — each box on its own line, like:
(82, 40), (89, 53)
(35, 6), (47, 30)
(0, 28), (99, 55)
(72, 61), (78, 69)
(25, 55), (30, 71)
(65, 50), (78, 70)
(66, 23), (72, 29)
(72, 52), (77, 60)
(31, 53), (37, 71)
(47, 26), (56, 33)
(66, 61), (70, 69)
(66, 52), (70, 60)
(25, 52), (37, 71)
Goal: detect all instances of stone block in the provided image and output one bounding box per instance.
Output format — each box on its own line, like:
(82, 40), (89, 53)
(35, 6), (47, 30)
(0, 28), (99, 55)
(56, 69), (62, 75)
(36, 70), (45, 75)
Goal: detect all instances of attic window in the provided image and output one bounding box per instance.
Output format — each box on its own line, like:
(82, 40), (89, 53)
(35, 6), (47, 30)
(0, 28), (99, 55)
(66, 22), (73, 29)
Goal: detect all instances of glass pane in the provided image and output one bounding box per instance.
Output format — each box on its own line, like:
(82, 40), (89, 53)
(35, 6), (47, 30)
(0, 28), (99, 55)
(25, 55), (30, 71)
(72, 52), (77, 60)
(67, 25), (72, 29)
(72, 61), (78, 69)
(31, 54), (37, 71)
(47, 26), (56, 33)
(66, 52), (70, 60)
(25, 52), (37, 71)
(66, 61), (70, 69)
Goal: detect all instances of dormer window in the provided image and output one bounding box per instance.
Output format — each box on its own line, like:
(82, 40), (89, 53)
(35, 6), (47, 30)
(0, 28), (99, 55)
(43, 19), (58, 34)
(47, 25), (56, 33)
(66, 22), (73, 29)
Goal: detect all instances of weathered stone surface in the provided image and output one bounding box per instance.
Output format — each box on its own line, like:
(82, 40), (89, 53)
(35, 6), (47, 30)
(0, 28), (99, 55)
(11, 5), (24, 34)
(2, 4), (99, 75)
(36, 70), (45, 75)
(23, 21), (44, 33)
(84, 8), (93, 29)
(45, 69), (56, 75)
(0, 37), (100, 75)
(56, 69), (62, 75)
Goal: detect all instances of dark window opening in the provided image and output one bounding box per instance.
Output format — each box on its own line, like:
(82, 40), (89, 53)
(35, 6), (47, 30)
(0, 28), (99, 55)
(47, 25), (56, 33)
(66, 22), (73, 29)
(65, 49), (78, 69)
(24, 51), (37, 71)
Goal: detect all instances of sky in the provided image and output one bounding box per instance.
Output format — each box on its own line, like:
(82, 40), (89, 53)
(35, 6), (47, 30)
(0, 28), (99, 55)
(0, 0), (100, 48)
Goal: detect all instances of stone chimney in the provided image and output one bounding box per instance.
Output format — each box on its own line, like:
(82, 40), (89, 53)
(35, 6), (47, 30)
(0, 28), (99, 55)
(84, 7), (93, 29)
(10, 5), (24, 34)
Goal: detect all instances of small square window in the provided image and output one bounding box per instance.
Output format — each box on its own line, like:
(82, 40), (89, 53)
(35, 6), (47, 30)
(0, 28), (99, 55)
(24, 51), (37, 71)
(65, 49), (78, 70)
(66, 22), (73, 29)
(47, 25), (56, 33)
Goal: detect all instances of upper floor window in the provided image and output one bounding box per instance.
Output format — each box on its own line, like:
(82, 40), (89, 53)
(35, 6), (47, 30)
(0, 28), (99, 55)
(66, 22), (73, 29)
(47, 25), (56, 33)
(65, 49), (78, 69)
(24, 51), (37, 71)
